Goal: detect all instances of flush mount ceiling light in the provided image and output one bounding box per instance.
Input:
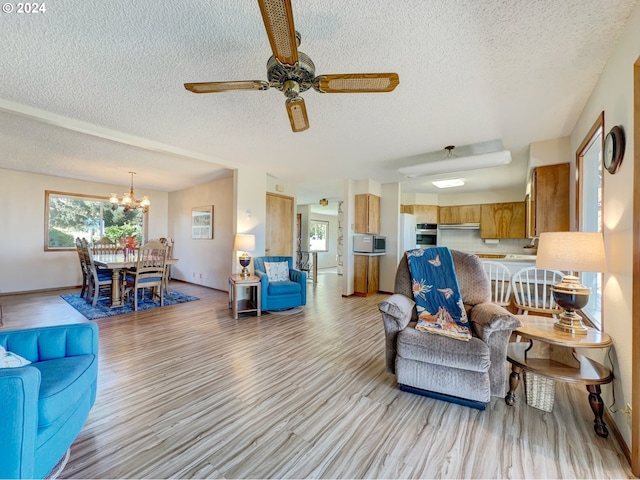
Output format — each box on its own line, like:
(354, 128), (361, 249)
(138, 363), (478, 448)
(398, 145), (512, 178)
(433, 178), (465, 188)
(319, 198), (329, 207)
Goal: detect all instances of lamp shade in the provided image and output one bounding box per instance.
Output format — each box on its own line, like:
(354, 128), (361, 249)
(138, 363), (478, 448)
(536, 232), (606, 273)
(233, 234), (255, 252)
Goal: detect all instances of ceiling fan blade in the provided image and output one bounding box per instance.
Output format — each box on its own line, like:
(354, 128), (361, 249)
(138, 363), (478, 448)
(285, 97), (309, 132)
(313, 73), (400, 93)
(184, 80), (269, 94)
(258, 0), (298, 66)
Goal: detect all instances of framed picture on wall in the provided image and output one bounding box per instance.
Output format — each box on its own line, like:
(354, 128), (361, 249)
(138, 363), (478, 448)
(191, 206), (213, 239)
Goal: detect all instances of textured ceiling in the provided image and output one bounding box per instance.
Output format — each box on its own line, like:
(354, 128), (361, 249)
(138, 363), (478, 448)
(0, 0), (636, 205)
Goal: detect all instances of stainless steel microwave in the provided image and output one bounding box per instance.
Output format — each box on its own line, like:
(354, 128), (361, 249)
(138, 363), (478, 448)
(354, 234), (386, 253)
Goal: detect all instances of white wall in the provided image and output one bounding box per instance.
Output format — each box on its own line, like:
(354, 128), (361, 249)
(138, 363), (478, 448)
(0, 168), (168, 293)
(380, 183), (402, 293)
(308, 212), (338, 268)
(168, 176), (234, 290)
(569, 1), (640, 451)
(437, 186), (526, 206)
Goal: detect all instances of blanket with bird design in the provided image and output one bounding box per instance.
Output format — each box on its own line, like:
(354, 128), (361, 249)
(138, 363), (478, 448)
(406, 247), (471, 341)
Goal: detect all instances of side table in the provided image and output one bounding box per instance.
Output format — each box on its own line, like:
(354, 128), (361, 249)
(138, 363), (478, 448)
(228, 274), (261, 319)
(504, 315), (613, 438)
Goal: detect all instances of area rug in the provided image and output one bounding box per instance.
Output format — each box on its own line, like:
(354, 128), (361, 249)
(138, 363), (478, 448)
(266, 306), (305, 316)
(61, 291), (199, 320)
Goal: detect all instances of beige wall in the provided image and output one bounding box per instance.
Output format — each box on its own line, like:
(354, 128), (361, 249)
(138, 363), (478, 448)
(569, 1), (640, 451)
(168, 176), (234, 290)
(0, 168), (168, 294)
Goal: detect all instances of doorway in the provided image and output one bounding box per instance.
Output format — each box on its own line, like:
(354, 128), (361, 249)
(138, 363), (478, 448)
(266, 193), (294, 256)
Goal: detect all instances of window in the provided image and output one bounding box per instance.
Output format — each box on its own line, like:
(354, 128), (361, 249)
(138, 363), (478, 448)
(45, 191), (146, 250)
(309, 220), (329, 252)
(576, 113), (604, 329)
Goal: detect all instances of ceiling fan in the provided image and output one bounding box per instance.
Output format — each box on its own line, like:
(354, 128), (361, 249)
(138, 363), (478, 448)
(184, 0), (399, 133)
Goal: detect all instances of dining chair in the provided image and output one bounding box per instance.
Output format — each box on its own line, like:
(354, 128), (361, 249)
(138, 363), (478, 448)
(121, 240), (168, 311)
(481, 261), (512, 308)
(75, 237), (89, 299)
(159, 237), (174, 295)
(92, 237), (119, 255)
(80, 238), (113, 307)
(511, 266), (564, 316)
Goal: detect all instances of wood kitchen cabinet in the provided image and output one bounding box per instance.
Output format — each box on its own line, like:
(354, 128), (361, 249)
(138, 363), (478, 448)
(529, 163), (570, 237)
(438, 204), (481, 224)
(354, 254), (380, 296)
(480, 202), (526, 238)
(401, 204), (438, 224)
(355, 194), (380, 233)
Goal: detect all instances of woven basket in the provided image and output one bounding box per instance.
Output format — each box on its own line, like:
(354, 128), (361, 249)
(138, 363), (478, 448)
(524, 372), (556, 412)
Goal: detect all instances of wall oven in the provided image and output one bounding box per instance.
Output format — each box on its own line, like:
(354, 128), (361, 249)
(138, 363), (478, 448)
(416, 223), (438, 246)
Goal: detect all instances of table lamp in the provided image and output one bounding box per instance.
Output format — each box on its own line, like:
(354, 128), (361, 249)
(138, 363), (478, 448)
(535, 231), (606, 334)
(233, 234), (255, 278)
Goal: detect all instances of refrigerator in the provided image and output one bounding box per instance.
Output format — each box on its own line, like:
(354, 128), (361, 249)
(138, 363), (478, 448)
(399, 213), (417, 253)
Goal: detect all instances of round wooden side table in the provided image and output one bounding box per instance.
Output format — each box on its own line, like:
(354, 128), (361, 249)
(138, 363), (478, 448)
(504, 315), (613, 438)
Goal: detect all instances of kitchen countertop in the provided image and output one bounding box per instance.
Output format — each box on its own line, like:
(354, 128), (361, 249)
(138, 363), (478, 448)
(475, 253), (536, 262)
(353, 252), (386, 256)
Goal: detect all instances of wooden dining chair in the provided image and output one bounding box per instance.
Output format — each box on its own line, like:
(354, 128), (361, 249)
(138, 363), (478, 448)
(159, 237), (174, 295)
(121, 240), (168, 311)
(481, 261), (512, 308)
(75, 237), (89, 299)
(511, 266), (564, 316)
(80, 238), (113, 307)
(92, 237), (119, 255)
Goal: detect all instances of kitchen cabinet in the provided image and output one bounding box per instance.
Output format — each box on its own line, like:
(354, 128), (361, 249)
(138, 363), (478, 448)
(480, 202), (526, 238)
(401, 204), (438, 224)
(354, 254), (380, 296)
(355, 194), (380, 233)
(438, 204), (481, 224)
(529, 163), (570, 237)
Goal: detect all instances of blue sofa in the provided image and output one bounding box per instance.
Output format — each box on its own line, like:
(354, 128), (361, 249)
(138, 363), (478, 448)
(254, 256), (307, 311)
(0, 323), (99, 479)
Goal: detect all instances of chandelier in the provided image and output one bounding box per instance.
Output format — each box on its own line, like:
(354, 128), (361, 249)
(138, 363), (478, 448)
(109, 172), (150, 213)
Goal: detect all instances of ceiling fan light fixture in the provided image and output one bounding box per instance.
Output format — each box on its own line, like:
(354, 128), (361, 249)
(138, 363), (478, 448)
(399, 149), (512, 178)
(433, 178), (465, 188)
(319, 198), (328, 207)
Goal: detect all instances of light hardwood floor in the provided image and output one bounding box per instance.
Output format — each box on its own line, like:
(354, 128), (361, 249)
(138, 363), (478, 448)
(0, 273), (634, 479)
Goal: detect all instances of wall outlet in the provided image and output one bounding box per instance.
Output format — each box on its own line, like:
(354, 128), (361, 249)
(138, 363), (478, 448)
(192, 272), (196, 278)
(199, 273), (203, 279)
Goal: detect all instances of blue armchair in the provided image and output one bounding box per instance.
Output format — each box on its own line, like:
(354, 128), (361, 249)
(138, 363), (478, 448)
(254, 256), (307, 311)
(0, 323), (99, 479)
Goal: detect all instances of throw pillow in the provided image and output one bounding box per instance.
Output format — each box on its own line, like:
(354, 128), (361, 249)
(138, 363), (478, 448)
(0, 345), (31, 368)
(264, 261), (289, 282)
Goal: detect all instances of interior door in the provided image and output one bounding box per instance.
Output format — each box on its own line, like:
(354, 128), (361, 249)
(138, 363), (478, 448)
(266, 193), (294, 256)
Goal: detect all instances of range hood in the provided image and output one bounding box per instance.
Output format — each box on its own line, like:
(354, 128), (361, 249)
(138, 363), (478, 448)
(437, 223), (480, 230)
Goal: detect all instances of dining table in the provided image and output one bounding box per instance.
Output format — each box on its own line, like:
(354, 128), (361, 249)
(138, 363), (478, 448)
(93, 253), (179, 308)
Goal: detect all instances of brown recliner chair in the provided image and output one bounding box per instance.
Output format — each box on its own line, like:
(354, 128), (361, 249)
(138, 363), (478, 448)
(378, 250), (521, 409)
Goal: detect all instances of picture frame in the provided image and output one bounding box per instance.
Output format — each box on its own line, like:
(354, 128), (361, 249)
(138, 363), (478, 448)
(191, 206), (214, 239)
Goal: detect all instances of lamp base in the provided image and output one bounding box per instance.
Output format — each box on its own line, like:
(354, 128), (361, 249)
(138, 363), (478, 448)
(553, 310), (588, 335)
(552, 277), (590, 335)
(239, 255), (251, 278)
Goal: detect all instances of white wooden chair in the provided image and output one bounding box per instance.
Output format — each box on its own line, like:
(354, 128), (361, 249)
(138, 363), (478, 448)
(511, 267), (564, 316)
(482, 261), (512, 308)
